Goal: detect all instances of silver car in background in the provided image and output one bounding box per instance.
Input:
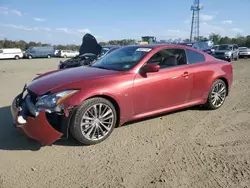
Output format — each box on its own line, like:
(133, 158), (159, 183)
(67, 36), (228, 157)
(239, 47), (250, 58)
(213, 44), (239, 62)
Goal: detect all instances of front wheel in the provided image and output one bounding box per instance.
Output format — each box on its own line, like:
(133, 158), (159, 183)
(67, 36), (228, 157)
(204, 79), (227, 110)
(47, 54), (51, 58)
(14, 55), (19, 60)
(70, 97), (117, 145)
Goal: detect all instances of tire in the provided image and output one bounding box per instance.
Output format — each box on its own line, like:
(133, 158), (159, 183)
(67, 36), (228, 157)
(28, 55), (32, 59)
(228, 55), (233, 62)
(14, 55), (19, 60)
(47, 54), (51, 58)
(70, 97), (117, 145)
(204, 79), (227, 110)
(234, 55), (239, 61)
(63, 55), (67, 58)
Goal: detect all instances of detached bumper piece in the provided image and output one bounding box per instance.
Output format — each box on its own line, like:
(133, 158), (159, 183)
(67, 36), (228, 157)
(11, 86), (63, 146)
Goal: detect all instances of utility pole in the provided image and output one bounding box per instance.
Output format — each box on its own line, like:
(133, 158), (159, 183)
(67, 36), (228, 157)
(190, 0), (202, 42)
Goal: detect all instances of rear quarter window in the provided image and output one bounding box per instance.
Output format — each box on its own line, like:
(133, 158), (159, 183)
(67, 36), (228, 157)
(186, 49), (206, 64)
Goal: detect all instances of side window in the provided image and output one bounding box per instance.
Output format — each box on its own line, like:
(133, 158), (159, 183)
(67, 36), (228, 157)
(186, 49), (205, 64)
(147, 48), (187, 69)
(0, 50), (3, 53)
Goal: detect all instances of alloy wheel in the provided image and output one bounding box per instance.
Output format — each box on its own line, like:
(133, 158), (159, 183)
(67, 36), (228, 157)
(80, 103), (114, 141)
(211, 82), (226, 108)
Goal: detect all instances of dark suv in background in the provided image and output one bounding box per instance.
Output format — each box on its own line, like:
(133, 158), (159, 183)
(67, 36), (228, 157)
(178, 42), (212, 55)
(213, 44), (239, 62)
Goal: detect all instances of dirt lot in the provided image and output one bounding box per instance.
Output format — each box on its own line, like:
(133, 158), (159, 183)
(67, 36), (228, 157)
(0, 58), (250, 188)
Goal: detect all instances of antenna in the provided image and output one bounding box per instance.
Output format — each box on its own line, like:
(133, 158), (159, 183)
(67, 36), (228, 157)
(190, 0), (203, 42)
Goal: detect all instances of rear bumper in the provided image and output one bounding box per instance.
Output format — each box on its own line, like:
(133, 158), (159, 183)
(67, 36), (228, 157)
(11, 93), (63, 146)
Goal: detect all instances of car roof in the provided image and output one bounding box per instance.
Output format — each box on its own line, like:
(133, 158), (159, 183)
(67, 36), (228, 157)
(123, 44), (201, 50)
(178, 42), (194, 45)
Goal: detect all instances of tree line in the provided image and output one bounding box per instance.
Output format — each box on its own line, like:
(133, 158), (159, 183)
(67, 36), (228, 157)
(0, 33), (250, 51)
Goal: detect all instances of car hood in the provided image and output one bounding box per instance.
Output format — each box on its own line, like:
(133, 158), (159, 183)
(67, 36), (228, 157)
(79, 33), (102, 56)
(28, 66), (119, 95)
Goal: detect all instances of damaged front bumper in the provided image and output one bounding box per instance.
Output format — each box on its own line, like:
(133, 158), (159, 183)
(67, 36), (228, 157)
(10, 86), (68, 146)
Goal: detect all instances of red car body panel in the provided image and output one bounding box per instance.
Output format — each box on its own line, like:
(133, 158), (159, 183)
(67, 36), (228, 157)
(20, 112), (63, 145)
(11, 44), (233, 145)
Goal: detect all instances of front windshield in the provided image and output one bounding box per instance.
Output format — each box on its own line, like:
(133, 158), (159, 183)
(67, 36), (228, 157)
(91, 46), (152, 71)
(218, 45), (232, 50)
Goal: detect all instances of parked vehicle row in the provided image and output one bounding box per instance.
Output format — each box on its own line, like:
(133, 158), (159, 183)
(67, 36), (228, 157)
(0, 46), (80, 60)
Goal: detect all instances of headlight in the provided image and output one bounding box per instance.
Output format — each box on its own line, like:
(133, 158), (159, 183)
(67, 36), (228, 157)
(35, 90), (78, 112)
(225, 52), (231, 56)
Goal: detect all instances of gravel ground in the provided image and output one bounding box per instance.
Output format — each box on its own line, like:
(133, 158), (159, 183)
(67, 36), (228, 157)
(0, 58), (250, 188)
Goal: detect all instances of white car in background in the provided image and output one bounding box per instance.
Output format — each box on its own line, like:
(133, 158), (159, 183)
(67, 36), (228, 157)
(239, 47), (250, 58)
(58, 50), (79, 58)
(0, 48), (23, 60)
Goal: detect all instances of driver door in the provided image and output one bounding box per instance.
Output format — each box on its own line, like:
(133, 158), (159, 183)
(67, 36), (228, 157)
(133, 48), (193, 115)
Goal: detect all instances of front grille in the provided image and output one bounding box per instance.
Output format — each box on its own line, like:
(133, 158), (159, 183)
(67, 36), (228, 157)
(215, 52), (225, 55)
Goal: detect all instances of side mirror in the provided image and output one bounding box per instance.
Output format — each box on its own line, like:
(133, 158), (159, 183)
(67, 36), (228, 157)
(141, 63), (160, 73)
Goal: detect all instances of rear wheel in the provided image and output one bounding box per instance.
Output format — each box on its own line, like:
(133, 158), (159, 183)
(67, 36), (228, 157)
(28, 55), (32, 59)
(204, 79), (227, 110)
(63, 55), (67, 58)
(47, 54), (51, 58)
(70, 97), (117, 145)
(14, 55), (19, 60)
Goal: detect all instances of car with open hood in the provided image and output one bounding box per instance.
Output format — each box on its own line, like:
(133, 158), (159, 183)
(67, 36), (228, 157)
(58, 46), (120, 69)
(58, 33), (120, 69)
(11, 44), (233, 146)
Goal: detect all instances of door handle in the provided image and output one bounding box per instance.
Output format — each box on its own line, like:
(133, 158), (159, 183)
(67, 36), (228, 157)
(182, 72), (190, 77)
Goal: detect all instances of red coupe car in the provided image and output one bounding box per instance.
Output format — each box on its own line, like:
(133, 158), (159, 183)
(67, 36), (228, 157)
(11, 44), (233, 146)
